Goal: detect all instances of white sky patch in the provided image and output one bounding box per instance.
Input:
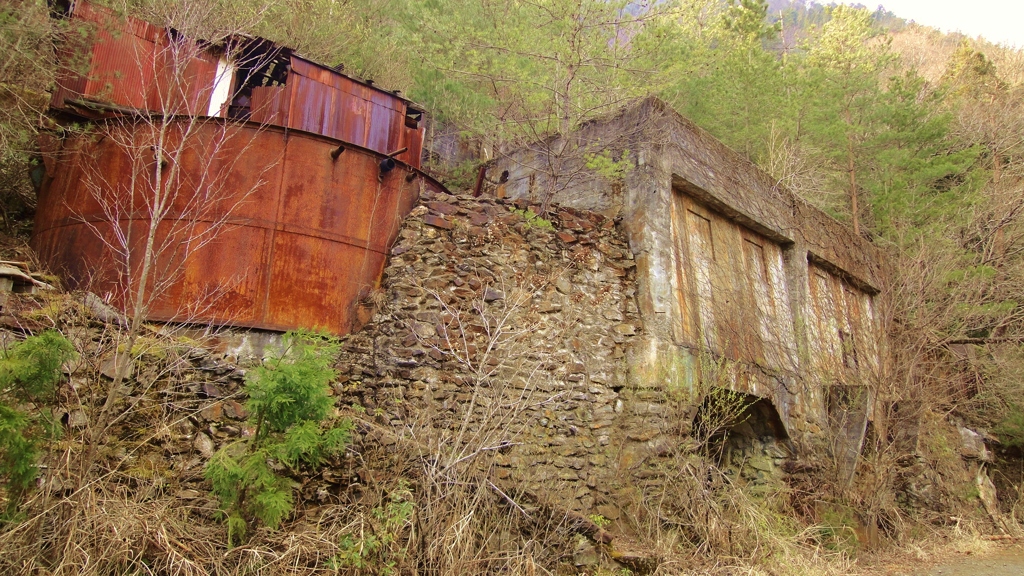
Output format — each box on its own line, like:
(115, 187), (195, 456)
(836, 0), (1024, 48)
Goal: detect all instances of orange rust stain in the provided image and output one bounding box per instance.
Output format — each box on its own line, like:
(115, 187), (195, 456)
(32, 120), (442, 335)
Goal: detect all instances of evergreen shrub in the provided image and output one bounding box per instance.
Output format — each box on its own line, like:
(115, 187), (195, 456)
(205, 330), (352, 545)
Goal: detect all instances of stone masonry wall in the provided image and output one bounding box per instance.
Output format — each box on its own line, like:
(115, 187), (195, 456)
(334, 188), (711, 520)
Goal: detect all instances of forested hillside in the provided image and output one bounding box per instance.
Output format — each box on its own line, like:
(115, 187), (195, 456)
(3, 0), (1024, 574)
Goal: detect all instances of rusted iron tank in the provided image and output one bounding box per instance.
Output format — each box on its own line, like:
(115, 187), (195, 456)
(33, 119), (444, 334)
(33, 1), (445, 335)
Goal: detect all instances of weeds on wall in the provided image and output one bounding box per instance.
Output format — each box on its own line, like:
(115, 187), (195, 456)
(584, 148), (633, 182)
(206, 331), (352, 545)
(688, 350), (753, 443)
(0, 330), (76, 517)
(330, 479), (414, 575)
(509, 207), (555, 230)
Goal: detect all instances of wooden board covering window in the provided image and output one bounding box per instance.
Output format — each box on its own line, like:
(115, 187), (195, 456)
(670, 191), (796, 373)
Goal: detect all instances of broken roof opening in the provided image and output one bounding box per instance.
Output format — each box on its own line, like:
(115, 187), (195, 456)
(405, 107), (424, 129)
(226, 37), (291, 121)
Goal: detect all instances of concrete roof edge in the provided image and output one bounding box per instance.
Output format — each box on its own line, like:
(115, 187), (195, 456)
(632, 98), (886, 293)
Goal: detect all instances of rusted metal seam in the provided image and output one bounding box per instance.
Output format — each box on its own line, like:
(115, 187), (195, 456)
(44, 119), (441, 193)
(33, 217), (393, 256)
(260, 102), (293, 327)
(288, 54), (416, 105)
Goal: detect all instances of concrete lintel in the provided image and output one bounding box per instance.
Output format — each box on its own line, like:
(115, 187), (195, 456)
(671, 174), (794, 246)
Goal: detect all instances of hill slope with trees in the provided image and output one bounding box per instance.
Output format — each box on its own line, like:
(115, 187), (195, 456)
(3, 0), (1024, 574)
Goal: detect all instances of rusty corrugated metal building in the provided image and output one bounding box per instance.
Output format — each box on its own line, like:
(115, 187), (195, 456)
(33, 0), (444, 334)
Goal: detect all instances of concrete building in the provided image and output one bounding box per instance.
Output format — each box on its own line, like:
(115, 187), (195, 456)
(491, 98), (888, 478)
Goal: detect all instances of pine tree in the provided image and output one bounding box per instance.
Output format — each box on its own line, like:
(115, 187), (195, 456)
(406, 0), (664, 144)
(865, 71), (977, 234)
(800, 5), (892, 234)
(654, 0), (791, 159)
(205, 331), (351, 545)
(0, 330), (76, 516)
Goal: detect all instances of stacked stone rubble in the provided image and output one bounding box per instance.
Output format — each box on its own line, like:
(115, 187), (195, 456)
(335, 189), (661, 514)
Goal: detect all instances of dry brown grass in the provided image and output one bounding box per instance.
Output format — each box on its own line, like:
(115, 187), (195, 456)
(0, 391), (1016, 576)
(2, 237), (1021, 576)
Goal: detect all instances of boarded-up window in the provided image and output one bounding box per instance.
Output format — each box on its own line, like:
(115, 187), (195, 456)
(687, 209), (717, 349)
(671, 191), (795, 372)
(807, 263), (878, 384)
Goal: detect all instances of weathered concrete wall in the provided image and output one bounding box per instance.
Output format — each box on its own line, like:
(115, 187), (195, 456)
(336, 187), (814, 526)
(493, 98), (888, 462)
(338, 186), (819, 529)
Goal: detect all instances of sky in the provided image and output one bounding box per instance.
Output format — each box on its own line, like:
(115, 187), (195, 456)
(837, 0), (1024, 48)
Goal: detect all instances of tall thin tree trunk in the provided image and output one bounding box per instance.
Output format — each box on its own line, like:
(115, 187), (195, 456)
(993, 145), (1002, 184)
(845, 108), (860, 236)
(848, 137), (859, 236)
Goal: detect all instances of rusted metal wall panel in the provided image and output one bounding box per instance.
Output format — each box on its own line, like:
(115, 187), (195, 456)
(286, 56), (409, 159)
(39, 1), (435, 335)
(148, 41), (219, 115)
(87, 19), (157, 109)
(32, 119), (441, 334)
(52, 1), (216, 115)
(50, 42), (90, 109)
(287, 73), (370, 151)
(339, 94), (369, 149)
(399, 123), (423, 167)
(290, 58), (402, 112)
(287, 74), (334, 136)
(73, 2), (157, 108)
(366, 99), (395, 153)
(249, 86), (288, 125)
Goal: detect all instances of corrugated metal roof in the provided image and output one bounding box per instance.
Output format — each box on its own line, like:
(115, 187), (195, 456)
(51, 1), (426, 167)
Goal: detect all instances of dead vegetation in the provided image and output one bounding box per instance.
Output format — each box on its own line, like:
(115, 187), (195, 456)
(0, 263), (1017, 575)
(0, 187), (1018, 576)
